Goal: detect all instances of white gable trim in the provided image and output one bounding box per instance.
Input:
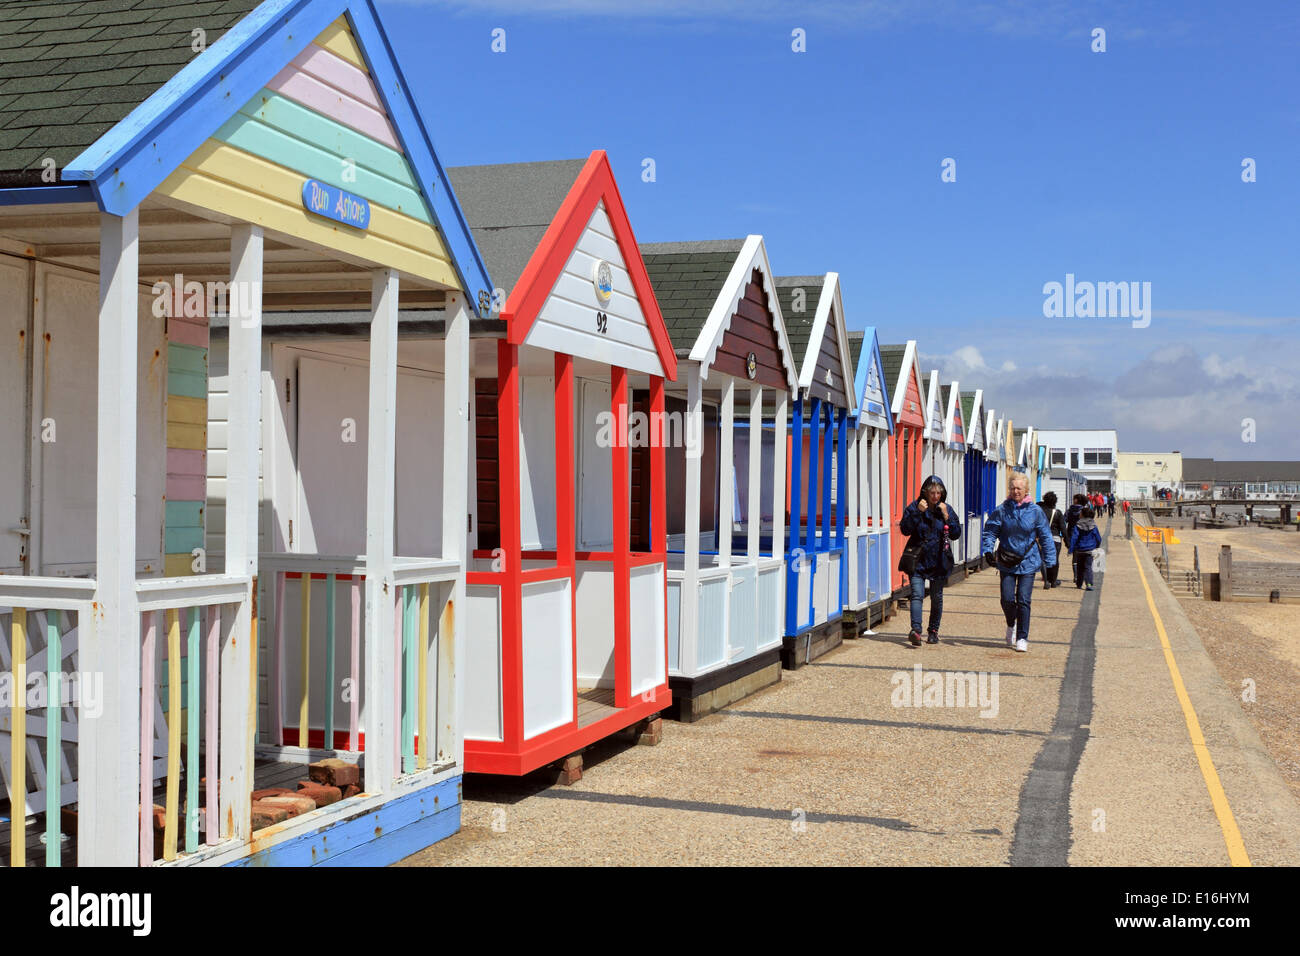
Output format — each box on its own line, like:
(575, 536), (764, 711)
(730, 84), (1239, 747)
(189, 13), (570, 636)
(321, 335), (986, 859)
(796, 272), (858, 415)
(889, 339), (926, 424)
(691, 235), (799, 392)
(944, 381), (963, 445)
(966, 389), (985, 451)
(924, 369), (945, 440)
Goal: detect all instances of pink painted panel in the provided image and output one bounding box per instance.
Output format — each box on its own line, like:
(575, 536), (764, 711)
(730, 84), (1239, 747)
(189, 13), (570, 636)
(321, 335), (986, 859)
(293, 44), (384, 115)
(167, 448), (206, 477)
(268, 67), (401, 152)
(168, 317), (209, 348)
(166, 474), (207, 501)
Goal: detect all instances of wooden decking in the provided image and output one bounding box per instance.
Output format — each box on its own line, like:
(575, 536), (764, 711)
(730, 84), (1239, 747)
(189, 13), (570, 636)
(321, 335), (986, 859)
(0, 756), (333, 867)
(577, 687), (617, 729)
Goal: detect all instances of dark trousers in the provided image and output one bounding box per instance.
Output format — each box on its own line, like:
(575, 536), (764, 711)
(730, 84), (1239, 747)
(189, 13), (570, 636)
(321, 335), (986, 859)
(1041, 541), (1062, 586)
(999, 572), (1034, 640)
(908, 574), (945, 634)
(1073, 551), (1095, 586)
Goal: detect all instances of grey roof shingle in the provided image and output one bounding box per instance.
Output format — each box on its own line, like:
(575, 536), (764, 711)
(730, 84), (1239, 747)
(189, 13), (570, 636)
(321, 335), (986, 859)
(774, 275), (825, 371)
(446, 159), (589, 296)
(847, 330), (864, 374)
(0, 0), (261, 181)
(879, 343), (907, 396)
(639, 239), (744, 353)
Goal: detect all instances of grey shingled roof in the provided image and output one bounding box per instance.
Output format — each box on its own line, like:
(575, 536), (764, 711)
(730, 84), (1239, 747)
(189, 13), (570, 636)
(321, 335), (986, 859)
(774, 275), (824, 371)
(1181, 457), (1216, 481)
(446, 159), (588, 297)
(847, 330), (864, 374)
(879, 343), (906, 396)
(960, 390), (977, 428)
(639, 239), (743, 353)
(0, 0), (263, 181)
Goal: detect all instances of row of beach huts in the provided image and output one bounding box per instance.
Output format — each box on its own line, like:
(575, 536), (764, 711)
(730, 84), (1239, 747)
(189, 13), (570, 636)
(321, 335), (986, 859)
(0, 0), (1055, 867)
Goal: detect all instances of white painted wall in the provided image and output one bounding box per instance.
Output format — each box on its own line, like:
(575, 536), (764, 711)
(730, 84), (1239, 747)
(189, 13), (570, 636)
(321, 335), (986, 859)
(523, 201), (662, 377)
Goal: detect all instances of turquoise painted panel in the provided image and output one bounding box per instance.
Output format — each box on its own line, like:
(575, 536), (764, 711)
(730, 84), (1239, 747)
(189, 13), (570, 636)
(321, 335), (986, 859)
(238, 89), (419, 194)
(225, 775), (461, 867)
(166, 500), (204, 528)
(168, 369), (207, 399)
(167, 342), (208, 373)
(165, 525), (204, 553)
(215, 107), (431, 224)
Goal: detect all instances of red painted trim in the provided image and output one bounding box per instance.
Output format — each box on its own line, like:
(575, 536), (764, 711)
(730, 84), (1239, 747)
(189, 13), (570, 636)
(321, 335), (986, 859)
(500, 151), (677, 381)
(611, 365), (632, 709)
(520, 566), (570, 584)
(497, 340), (524, 750)
(463, 685), (670, 776)
(278, 727), (366, 750)
(555, 352), (578, 730)
(628, 553), (664, 568)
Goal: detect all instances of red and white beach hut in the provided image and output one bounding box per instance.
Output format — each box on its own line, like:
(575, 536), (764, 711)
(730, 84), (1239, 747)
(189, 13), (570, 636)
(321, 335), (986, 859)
(449, 154), (678, 776)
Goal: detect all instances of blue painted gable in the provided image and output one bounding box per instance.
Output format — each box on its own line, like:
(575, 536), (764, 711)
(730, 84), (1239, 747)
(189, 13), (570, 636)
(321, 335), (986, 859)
(58, 0), (492, 315)
(850, 326), (894, 435)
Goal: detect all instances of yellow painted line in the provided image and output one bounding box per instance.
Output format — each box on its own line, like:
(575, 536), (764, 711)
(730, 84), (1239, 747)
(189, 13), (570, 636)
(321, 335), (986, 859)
(1129, 539), (1250, 866)
(315, 18), (366, 69)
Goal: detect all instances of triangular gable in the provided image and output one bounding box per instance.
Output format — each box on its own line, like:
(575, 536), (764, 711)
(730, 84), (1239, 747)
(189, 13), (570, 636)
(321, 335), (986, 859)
(924, 370), (946, 440)
(689, 235), (798, 393)
(944, 384), (966, 448)
(964, 391), (985, 450)
(889, 340), (926, 430)
(852, 326), (893, 434)
(795, 272), (855, 412)
(504, 151), (676, 380)
(62, 0), (492, 313)
(1005, 421), (1016, 465)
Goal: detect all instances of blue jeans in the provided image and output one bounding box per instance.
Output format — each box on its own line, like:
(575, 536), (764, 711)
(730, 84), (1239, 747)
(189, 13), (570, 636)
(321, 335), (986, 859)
(1073, 551), (1094, 586)
(999, 571), (1034, 640)
(909, 574), (945, 634)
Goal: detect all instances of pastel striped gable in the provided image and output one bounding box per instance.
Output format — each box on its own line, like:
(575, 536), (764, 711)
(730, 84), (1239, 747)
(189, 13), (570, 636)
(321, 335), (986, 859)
(268, 45), (401, 152)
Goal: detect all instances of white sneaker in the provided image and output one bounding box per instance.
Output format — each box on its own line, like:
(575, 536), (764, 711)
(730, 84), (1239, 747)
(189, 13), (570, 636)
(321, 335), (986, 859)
(1015, 638), (1028, 653)
(1005, 624), (1016, 646)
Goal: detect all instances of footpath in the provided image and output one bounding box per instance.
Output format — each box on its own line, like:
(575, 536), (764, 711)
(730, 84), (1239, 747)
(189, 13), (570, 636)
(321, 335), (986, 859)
(401, 522), (1300, 866)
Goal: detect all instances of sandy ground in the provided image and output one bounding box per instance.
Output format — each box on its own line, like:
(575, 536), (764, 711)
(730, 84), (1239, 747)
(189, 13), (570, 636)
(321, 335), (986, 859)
(1156, 526), (1300, 802)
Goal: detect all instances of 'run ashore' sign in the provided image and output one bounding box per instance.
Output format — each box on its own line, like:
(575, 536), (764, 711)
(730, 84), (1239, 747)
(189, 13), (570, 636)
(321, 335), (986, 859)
(301, 179), (371, 230)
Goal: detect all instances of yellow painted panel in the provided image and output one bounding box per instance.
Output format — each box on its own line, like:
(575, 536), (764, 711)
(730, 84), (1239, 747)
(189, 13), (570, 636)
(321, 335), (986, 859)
(315, 17), (366, 69)
(167, 395), (207, 427)
(165, 553), (195, 577)
(168, 422), (207, 450)
(156, 141), (460, 289)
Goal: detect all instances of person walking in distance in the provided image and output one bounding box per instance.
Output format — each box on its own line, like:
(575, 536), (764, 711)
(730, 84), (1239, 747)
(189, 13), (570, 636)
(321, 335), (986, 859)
(982, 472), (1056, 653)
(1066, 493), (1087, 543)
(898, 475), (961, 646)
(1068, 506), (1102, 590)
(1107, 493), (1116, 518)
(1038, 491), (1067, 589)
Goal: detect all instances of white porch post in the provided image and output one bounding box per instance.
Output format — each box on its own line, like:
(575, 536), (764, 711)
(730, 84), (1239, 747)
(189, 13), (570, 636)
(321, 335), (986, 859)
(221, 224), (263, 843)
(682, 366), (702, 674)
(364, 269), (399, 791)
(438, 291), (470, 767)
(771, 392), (788, 611)
(747, 386), (762, 564)
(718, 377), (734, 570)
(82, 209), (139, 866)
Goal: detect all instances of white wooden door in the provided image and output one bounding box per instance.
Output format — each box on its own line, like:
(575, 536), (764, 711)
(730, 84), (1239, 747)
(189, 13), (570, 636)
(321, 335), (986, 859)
(0, 256), (30, 573)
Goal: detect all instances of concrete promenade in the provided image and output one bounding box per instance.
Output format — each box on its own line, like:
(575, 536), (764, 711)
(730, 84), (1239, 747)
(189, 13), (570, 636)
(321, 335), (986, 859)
(401, 521), (1300, 866)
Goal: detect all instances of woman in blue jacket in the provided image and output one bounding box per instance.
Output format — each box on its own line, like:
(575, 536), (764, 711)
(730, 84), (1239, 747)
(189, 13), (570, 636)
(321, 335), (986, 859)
(982, 471), (1056, 652)
(898, 475), (961, 646)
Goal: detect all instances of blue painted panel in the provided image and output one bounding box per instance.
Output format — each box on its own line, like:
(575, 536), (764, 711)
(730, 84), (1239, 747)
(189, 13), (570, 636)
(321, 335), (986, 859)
(857, 535), (868, 604)
(666, 580), (680, 672)
(696, 576), (727, 670)
(729, 565), (757, 661)
(226, 775), (460, 866)
(0, 184), (96, 205)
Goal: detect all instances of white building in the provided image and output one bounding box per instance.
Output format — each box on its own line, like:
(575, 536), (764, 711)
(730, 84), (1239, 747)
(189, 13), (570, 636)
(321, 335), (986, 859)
(1035, 429), (1118, 494)
(1116, 452), (1182, 499)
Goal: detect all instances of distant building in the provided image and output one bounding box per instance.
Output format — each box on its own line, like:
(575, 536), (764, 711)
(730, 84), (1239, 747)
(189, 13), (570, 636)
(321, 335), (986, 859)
(1116, 452), (1182, 499)
(1036, 429), (1118, 493)
(1179, 459), (1300, 500)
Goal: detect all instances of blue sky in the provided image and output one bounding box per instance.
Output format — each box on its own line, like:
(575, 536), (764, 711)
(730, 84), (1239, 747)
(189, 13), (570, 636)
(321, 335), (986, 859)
(379, 0), (1300, 459)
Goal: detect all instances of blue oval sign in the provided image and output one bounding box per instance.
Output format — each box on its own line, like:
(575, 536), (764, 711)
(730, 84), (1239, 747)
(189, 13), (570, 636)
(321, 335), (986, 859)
(301, 179), (370, 230)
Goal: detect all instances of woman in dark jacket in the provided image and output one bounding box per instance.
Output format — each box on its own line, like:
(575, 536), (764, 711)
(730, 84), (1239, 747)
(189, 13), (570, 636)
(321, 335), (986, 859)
(982, 471), (1056, 653)
(898, 475), (961, 646)
(1038, 491), (1067, 589)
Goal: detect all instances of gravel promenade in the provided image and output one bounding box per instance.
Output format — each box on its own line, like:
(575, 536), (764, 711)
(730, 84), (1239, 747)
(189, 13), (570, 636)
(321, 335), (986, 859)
(399, 523), (1300, 867)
